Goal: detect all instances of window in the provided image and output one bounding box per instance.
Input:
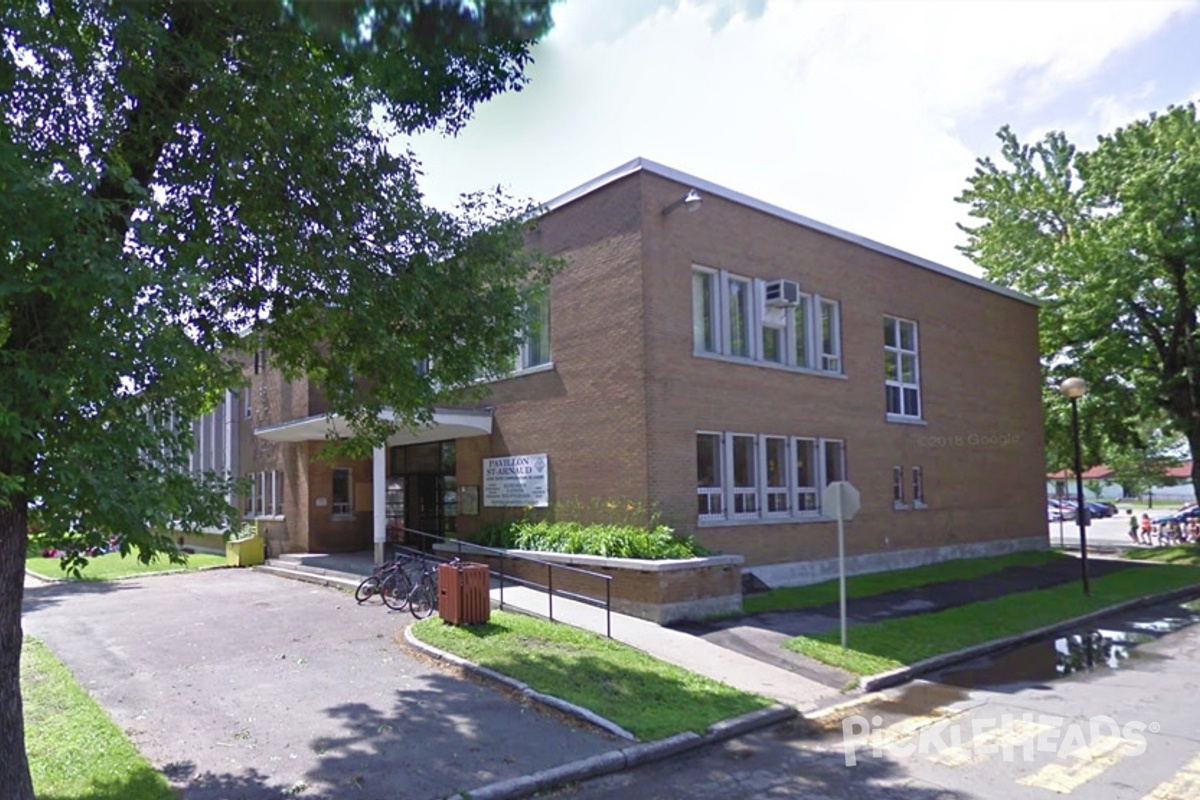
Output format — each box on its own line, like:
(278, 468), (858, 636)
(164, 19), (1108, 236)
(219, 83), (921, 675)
(822, 439), (845, 485)
(518, 290), (551, 370)
(332, 467), (352, 515)
(892, 466), (905, 509)
(692, 269), (719, 353)
(764, 436), (789, 514)
(696, 433), (724, 520)
(794, 437), (819, 513)
(884, 316), (921, 419)
(912, 466), (926, 508)
(244, 471), (282, 518)
(731, 434), (758, 518)
(820, 299), (841, 373)
(689, 268), (842, 375)
(697, 431), (846, 522)
(794, 298), (813, 369)
(728, 278), (753, 358)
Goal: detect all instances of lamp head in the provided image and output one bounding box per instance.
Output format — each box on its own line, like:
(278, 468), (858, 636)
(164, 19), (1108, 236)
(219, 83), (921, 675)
(662, 188), (703, 215)
(1059, 377), (1088, 399)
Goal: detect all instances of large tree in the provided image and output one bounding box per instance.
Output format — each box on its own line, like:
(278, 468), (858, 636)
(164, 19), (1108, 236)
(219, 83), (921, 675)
(958, 103), (1200, 502)
(0, 2), (555, 796)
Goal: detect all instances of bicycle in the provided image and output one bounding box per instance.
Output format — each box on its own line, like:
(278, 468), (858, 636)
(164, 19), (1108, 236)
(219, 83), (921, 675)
(407, 558), (445, 619)
(355, 554), (415, 610)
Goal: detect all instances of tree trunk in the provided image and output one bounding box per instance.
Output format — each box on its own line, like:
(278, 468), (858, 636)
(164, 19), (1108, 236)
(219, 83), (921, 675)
(1189, 428), (1200, 510)
(0, 501), (34, 800)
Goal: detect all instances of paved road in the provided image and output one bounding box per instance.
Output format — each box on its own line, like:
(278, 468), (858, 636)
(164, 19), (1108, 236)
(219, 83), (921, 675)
(21, 569), (617, 800)
(548, 597), (1200, 799)
(1048, 512), (1151, 550)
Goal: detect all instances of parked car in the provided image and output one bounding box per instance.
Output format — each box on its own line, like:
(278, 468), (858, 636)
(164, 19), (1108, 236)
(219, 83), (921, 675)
(1083, 500), (1116, 519)
(1047, 501), (1076, 521)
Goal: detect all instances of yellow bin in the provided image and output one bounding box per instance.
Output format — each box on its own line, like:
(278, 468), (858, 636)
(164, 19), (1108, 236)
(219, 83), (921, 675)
(226, 535), (265, 567)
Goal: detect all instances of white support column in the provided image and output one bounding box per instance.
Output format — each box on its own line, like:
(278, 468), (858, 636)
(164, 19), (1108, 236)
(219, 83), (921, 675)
(372, 446), (386, 565)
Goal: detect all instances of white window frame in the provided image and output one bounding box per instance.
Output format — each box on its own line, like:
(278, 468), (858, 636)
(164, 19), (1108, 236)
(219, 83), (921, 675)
(729, 433), (759, 519)
(697, 432), (847, 523)
(762, 435), (791, 516)
(688, 269), (845, 376)
(821, 439), (846, 490)
(913, 466), (926, 509)
(725, 275), (756, 360)
(332, 467), (353, 515)
(517, 289), (551, 372)
(885, 315), (922, 420)
(892, 465), (907, 510)
(692, 268), (720, 354)
(794, 293), (814, 370)
(696, 432), (725, 521)
(819, 298), (842, 373)
(793, 436), (820, 516)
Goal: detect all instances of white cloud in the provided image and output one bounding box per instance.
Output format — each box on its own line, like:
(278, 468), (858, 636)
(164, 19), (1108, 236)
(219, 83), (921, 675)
(406, 0), (1200, 274)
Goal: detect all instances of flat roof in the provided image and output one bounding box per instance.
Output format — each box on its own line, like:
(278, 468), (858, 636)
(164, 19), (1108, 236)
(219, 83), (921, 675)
(542, 157), (1036, 307)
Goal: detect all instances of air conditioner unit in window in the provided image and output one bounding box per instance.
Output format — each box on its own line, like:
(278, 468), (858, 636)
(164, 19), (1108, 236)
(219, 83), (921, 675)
(764, 279), (800, 307)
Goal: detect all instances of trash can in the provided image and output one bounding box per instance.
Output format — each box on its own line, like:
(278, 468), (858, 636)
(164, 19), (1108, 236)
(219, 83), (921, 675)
(438, 562), (491, 625)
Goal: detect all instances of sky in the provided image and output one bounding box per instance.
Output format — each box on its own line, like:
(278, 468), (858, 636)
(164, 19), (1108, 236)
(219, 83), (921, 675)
(406, 0), (1200, 276)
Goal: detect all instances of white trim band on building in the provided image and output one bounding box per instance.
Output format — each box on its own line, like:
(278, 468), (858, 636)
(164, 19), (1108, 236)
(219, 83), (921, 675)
(254, 407), (493, 445)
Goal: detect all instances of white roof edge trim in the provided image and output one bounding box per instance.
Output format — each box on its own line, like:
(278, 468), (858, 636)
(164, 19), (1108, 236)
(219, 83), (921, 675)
(255, 407), (493, 443)
(541, 157), (1037, 308)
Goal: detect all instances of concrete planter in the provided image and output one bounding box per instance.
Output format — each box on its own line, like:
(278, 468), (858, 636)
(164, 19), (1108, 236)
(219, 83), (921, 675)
(437, 543), (743, 624)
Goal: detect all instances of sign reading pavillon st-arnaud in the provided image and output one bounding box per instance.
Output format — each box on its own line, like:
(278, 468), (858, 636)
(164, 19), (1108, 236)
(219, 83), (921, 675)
(482, 454), (549, 508)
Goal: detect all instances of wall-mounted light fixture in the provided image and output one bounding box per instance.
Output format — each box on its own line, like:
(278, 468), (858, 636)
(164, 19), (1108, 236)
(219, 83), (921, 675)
(662, 188), (703, 216)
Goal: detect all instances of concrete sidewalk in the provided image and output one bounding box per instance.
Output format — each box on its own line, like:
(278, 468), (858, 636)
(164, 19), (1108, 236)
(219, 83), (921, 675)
(487, 584), (840, 711)
(261, 552), (842, 711)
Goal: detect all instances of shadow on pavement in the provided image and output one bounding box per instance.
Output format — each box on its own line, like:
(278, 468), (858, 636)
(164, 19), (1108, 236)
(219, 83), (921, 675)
(21, 577), (135, 615)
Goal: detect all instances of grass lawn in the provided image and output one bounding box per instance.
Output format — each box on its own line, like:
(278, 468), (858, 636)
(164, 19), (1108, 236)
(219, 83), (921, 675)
(411, 611), (771, 741)
(1124, 544), (1200, 566)
(785, 562), (1200, 675)
(744, 550), (1066, 614)
(25, 551), (226, 581)
(21, 637), (175, 800)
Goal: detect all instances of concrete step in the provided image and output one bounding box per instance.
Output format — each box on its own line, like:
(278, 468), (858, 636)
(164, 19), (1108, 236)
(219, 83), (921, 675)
(255, 563), (362, 592)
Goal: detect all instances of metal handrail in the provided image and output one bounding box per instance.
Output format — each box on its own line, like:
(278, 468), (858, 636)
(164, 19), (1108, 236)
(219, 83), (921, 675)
(391, 526), (614, 638)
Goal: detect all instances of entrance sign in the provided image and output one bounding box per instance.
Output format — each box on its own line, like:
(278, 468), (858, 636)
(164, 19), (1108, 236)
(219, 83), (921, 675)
(483, 454), (550, 507)
(822, 480), (860, 649)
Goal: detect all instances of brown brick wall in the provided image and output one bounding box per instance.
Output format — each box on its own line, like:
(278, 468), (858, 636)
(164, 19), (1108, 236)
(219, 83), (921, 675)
(479, 176), (653, 525)
(476, 169), (1044, 568)
(634, 171), (1044, 566)
(233, 166), (1045, 572)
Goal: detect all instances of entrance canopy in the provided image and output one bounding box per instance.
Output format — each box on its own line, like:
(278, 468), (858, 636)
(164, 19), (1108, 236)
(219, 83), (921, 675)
(254, 407), (492, 445)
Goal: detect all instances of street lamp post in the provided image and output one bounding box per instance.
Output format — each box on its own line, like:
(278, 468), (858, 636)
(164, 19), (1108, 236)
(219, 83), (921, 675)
(1059, 377), (1090, 595)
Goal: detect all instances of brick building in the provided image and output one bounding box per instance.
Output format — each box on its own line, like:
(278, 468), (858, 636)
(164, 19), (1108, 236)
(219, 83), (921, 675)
(198, 159), (1047, 585)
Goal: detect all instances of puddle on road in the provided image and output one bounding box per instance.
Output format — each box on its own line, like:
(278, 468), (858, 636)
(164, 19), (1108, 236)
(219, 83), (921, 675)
(931, 601), (1200, 690)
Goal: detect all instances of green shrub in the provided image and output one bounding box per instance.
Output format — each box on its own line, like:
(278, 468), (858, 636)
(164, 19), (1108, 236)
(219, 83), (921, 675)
(486, 519), (707, 560)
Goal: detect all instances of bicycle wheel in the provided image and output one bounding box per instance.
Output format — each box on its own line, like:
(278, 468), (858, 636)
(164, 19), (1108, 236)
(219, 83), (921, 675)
(381, 569), (413, 611)
(355, 575), (383, 605)
(408, 580), (436, 619)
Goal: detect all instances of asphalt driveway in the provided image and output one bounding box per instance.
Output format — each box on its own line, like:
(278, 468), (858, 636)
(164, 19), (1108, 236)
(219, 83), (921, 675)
(21, 569), (617, 800)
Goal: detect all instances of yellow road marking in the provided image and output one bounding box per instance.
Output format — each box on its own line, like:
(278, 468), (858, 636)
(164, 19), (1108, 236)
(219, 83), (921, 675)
(866, 707), (965, 751)
(1143, 751), (1200, 799)
(1017, 735), (1135, 794)
(931, 718), (1053, 767)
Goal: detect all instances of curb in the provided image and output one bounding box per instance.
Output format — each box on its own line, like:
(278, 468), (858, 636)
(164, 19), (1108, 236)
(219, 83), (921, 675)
(402, 626), (797, 800)
(859, 581), (1200, 692)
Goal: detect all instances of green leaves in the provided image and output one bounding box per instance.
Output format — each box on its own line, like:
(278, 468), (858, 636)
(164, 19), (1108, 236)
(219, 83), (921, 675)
(958, 104), (1200, 488)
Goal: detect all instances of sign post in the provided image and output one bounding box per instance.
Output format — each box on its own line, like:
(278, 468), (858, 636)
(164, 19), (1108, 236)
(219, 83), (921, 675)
(821, 480), (860, 649)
